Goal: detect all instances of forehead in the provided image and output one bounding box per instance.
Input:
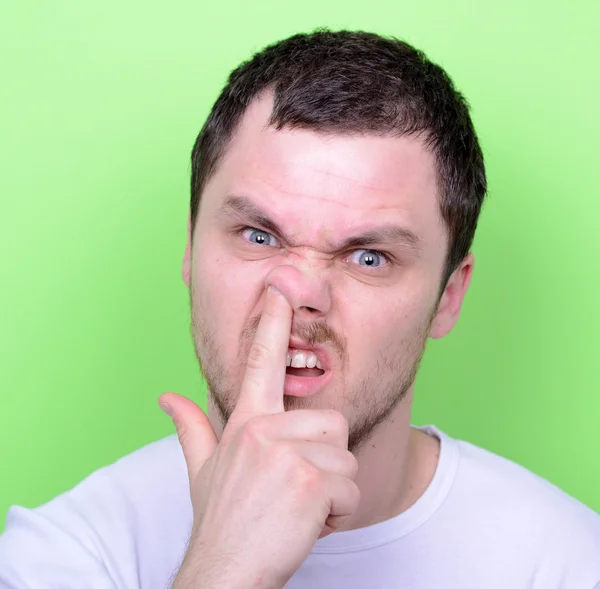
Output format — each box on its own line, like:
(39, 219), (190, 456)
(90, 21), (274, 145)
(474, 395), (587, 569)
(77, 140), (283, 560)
(201, 94), (446, 258)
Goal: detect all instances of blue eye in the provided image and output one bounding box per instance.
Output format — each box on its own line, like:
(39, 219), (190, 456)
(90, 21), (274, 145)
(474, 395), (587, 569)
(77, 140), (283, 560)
(348, 249), (387, 268)
(242, 228), (281, 247)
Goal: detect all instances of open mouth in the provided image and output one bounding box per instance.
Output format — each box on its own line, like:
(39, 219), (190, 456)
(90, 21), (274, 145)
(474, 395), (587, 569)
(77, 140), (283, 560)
(286, 347), (326, 377)
(286, 366), (326, 377)
(284, 346), (331, 396)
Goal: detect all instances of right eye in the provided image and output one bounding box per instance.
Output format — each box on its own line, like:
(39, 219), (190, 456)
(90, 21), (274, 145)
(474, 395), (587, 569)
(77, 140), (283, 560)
(241, 227), (281, 248)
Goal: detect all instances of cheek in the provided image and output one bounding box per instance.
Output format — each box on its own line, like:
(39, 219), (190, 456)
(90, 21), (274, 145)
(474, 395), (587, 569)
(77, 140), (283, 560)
(194, 231), (265, 292)
(342, 293), (425, 361)
(192, 247), (265, 345)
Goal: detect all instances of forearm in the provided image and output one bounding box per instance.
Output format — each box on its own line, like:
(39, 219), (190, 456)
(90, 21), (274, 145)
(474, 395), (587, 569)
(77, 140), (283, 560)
(170, 534), (282, 589)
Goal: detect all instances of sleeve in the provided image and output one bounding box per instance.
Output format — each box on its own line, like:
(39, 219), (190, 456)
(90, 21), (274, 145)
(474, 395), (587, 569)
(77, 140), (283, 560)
(0, 436), (192, 589)
(0, 504), (118, 589)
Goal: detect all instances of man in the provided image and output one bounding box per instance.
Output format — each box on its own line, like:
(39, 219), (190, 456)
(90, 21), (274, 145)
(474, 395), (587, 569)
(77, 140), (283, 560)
(1, 29), (599, 589)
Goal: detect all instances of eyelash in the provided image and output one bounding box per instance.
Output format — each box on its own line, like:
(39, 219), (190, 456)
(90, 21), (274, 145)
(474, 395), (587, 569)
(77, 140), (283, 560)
(237, 226), (392, 269)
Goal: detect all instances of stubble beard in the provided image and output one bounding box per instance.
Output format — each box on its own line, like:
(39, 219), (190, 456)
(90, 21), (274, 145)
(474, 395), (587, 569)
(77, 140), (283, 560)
(189, 284), (438, 455)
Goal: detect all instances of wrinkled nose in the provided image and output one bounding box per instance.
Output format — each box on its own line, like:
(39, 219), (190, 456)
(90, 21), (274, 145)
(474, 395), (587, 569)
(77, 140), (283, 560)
(264, 263), (332, 323)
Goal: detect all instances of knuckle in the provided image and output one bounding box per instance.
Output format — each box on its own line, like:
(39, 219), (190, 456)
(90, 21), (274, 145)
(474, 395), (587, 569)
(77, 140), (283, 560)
(344, 451), (359, 479)
(324, 410), (349, 437)
(272, 442), (298, 465)
(294, 462), (323, 494)
(348, 480), (361, 508)
(173, 418), (191, 447)
(261, 304), (280, 320)
(242, 416), (268, 444)
(246, 341), (272, 371)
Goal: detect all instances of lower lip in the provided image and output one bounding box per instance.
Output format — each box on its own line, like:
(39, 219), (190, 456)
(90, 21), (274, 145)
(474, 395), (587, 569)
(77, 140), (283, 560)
(284, 369), (333, 397)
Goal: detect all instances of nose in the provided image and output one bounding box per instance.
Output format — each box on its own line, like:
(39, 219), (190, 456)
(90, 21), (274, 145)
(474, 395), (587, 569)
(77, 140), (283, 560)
(264, 263), (332, 322)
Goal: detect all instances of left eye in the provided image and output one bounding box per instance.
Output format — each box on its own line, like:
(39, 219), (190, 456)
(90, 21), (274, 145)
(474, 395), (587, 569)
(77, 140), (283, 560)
(347, 249), (387, 268)
(242, 228), (281, 247)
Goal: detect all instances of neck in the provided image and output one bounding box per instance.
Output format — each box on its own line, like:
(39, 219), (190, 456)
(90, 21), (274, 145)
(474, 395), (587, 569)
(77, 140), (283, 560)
(340, 389), (440, 531)
(207, 388), (440, 532)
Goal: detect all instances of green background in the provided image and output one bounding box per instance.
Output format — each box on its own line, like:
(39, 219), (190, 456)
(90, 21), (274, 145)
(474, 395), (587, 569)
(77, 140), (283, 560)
(1, 0), (599, 531)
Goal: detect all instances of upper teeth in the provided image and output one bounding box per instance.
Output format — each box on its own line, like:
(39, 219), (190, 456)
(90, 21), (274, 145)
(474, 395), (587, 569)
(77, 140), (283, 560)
(287, 348), (323, 370)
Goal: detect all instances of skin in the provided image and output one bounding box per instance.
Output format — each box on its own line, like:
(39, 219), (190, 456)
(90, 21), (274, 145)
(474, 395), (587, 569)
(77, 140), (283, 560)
(159, 92), (474, 585)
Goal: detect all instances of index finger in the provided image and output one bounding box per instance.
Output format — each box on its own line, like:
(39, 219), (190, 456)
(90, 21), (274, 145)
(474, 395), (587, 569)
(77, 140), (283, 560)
(234, 285), (292, 417)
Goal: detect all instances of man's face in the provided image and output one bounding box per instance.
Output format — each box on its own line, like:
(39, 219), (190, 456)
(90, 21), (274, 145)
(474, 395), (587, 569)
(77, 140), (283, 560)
(184, 95), (459, 454)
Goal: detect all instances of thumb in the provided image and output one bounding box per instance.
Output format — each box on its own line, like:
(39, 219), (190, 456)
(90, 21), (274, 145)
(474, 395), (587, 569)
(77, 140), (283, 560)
(158, 392), (219, 482)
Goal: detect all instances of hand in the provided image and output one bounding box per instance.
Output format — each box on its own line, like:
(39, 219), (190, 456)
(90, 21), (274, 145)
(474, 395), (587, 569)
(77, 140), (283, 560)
(159, 285), (360, 589)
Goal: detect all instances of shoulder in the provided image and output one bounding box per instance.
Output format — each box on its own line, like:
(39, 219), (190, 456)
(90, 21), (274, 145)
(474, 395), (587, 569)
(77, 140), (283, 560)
(1, 434), (191, 585)
(33, 433), (191, 538)
(60, 433), (188, 505)
(446, 430), (600, 582)
(98, 433), (188, 496)
(67, 433), (192, 535)
(454, 435), (599, 525)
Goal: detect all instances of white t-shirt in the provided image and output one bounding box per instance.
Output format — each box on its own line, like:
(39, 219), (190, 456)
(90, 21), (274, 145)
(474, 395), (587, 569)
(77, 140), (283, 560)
(1, 425), (599, 589)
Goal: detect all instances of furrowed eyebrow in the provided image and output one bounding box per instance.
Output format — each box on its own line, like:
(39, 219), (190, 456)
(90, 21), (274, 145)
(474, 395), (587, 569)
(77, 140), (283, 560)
(336, 226), (422, 256)
(219, 195), (288, 241)
(218, 194), (423, 257)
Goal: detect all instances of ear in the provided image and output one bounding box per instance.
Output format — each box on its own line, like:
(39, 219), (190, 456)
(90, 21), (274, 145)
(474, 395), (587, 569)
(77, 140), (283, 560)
(429, 253), (475, 339)
(182, 215), (192, 287)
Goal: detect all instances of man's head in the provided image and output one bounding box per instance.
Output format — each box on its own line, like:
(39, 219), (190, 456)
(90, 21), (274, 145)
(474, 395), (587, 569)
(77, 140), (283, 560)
(182, 30), (486, 454)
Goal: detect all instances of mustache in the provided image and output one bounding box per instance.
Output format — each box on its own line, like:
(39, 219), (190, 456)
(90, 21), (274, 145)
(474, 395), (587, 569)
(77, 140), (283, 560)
(240, 314), (347, 361)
